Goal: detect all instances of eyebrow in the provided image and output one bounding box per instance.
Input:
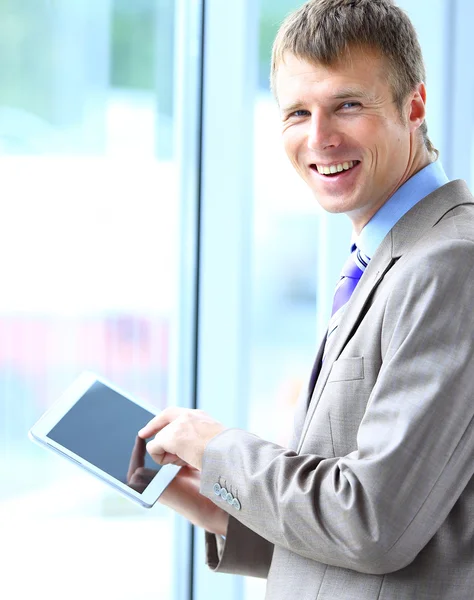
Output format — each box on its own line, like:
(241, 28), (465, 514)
(331, 87), (373, 101)
(280, 101), (306, 114)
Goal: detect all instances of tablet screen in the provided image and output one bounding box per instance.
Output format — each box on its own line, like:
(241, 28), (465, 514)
(47, 381), (161, 494)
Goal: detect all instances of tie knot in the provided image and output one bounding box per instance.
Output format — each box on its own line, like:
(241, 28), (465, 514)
(324, 246), (371, 355)
(340, 246), (368, 279)
(341, 254), (363, 279)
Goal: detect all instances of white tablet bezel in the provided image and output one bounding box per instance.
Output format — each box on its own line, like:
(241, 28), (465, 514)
(29, 371), (179, 508)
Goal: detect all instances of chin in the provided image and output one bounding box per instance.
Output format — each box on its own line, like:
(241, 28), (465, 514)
(314, 195), (357, 216)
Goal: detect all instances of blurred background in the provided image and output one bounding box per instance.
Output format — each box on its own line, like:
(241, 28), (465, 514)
(0, 1), (471, 599)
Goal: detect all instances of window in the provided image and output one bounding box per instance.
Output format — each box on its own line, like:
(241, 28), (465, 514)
(0, 2), (200, 599)
(245, 2), (317, 596)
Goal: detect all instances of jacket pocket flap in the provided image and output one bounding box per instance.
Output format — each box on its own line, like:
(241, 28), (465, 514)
(328, 356), (364, 382)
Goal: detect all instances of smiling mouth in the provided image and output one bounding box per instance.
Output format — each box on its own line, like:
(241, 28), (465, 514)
(310, 160), (360, 176)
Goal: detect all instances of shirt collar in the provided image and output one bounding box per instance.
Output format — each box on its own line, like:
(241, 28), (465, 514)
(356, 161), (449, 260)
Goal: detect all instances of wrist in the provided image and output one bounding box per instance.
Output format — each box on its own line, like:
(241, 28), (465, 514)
(214, 510), (229, 537)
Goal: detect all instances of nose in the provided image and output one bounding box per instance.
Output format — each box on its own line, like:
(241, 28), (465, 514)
(307, 111), (342, 151)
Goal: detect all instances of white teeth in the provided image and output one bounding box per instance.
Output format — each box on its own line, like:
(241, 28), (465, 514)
(316, 160), (356, 175)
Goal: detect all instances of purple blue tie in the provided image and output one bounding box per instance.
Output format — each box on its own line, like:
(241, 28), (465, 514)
(323, 245), (370, 360)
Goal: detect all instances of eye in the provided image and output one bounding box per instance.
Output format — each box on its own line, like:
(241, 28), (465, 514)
(289, 109), (310, 118)
(340, 102), (361, 110)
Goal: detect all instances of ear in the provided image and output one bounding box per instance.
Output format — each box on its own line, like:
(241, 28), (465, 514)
(408, 82), (427, 133)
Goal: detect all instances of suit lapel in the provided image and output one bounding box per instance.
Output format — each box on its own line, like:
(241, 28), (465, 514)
(289, 335), (326, 449)
(297, 237), (394, 451)
(296, 179), (474, 453)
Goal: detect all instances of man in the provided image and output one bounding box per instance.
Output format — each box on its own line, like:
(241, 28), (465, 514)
(139, 1), (474, 598)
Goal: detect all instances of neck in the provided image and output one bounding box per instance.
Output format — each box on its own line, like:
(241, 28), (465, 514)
(408, 145), (433, 181)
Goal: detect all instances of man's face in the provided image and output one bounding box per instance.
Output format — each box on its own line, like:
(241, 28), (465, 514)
(275, 49), (426, 233)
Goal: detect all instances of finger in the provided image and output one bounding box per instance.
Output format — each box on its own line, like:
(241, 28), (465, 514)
(138, 407), (184, 439)
(145, 424), (189, 466)
(146, 435), (164, 461)
(146, 433), (179, 466)
(153, 456), (189, 467)
(159, 453), (187, 466)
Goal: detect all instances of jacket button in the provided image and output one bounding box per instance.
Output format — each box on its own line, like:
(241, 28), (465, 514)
(213, 483), (221, 496)
(220, 487), (228, 500)
(232, 498), (241, 511)
(226, 492), (234, 504)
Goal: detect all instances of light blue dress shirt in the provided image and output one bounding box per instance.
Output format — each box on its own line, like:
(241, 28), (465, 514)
(356, 161), (449, 260)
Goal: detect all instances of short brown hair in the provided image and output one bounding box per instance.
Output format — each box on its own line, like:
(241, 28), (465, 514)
(271, 0), (436, 156)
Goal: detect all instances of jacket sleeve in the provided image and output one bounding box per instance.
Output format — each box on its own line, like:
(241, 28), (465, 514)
(200, 239), (474, 574)
(205, 517), (274, 578)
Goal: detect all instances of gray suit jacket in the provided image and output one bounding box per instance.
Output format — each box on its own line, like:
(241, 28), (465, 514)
(200, 180), (474, 599)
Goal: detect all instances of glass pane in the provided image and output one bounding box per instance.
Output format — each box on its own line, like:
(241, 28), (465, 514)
(0, 1), (197, 599)
(252, 0), (319, 439)
(246, 1), (317, 598)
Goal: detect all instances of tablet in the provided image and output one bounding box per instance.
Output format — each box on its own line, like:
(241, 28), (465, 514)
(29, 371), (180, 508)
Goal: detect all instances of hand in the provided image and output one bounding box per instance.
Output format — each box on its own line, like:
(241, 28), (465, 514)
(159, 466), (229, 536)
(138, 407), (226, 471)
